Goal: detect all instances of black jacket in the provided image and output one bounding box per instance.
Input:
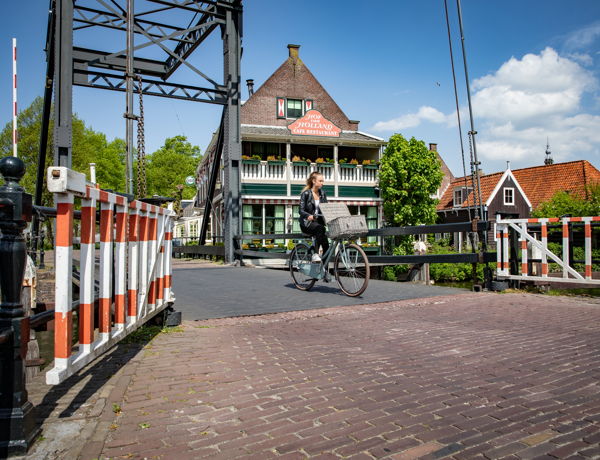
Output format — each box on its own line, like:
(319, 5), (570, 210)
(299, 188), (328, 231)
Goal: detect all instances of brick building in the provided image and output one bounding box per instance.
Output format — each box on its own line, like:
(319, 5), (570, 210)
(194, 44), (387, 251)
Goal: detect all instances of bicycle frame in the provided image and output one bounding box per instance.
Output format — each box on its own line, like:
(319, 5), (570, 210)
(298, 238), (340, 279)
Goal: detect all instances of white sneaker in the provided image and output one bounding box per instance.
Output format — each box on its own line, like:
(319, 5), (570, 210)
(311, 253), (322, 263)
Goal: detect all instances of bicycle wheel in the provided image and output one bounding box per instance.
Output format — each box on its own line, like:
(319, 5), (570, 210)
(289, 243), (317, 291)
(334, 243), (369, 296)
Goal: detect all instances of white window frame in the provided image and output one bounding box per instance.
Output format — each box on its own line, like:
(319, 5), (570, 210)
(504, 187), (515, 205)
(453, 188), (463, 207)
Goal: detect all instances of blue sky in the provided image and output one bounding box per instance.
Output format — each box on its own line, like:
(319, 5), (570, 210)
(2, 1), (600, 177)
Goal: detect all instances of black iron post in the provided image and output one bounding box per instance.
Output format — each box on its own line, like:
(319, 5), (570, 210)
(0, 156), (40, 456)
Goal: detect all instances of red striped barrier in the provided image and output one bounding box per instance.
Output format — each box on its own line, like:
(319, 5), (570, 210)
(46, 170), (175, 384)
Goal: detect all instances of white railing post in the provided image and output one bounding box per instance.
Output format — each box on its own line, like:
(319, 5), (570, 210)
(52, 192), (75, 379)
(114, 202), (127, 333)
(585, 218), (592, 279)
(520, 222), (528, 276)
(98, 198), (114, 342)
(127, 206), (140, 326)
(562, 217), (570, 278)
(79, 195), (96, 354)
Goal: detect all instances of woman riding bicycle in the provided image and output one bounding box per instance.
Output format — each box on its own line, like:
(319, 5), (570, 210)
(299, 171), (329, 262)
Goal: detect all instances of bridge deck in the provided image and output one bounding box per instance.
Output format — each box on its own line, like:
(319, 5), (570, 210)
(171, 260), (466, 320)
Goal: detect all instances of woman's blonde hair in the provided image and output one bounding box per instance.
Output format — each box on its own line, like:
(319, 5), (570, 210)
(302, 171), (323, 192)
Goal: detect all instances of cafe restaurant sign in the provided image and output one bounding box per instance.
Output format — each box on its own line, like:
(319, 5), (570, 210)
(287, 110), (341, 137)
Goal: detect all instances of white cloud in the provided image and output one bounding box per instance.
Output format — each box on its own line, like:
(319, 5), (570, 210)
(372, 106), (449, 131)
(472, 48), (595, 123)
(563, 21), (600, 52)
(370, 47), (600, 172)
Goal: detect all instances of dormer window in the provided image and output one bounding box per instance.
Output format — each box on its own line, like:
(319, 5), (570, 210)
(504, 187), (514, 205)
(453, 189), (463, 207)
(453, 186), (472, 207)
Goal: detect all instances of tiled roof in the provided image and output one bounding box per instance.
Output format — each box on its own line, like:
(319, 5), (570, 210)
(437, 160), (600, 211)
(240, 125), (385, 144)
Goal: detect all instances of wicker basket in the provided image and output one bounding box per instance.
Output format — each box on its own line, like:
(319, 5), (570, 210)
(327, 215), (368, 239)
(319, 202), (368, 239)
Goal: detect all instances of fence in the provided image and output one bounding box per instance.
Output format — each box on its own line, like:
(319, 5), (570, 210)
(45, 167), (176, 384)
(495, 216), (600, 286)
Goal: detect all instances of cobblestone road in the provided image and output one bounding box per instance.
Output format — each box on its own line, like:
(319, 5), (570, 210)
(90, 292), (600, 459)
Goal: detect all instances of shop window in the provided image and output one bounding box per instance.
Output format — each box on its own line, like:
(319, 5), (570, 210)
(287, 99), (303, 118)
(242, 204), (262, 235)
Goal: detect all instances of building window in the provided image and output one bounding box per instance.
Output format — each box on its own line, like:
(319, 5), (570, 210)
(453, 188), (463, 207)
(242, 204), (262, 235)
(265, 204), (285, 244)
(251, 142), (279, 157)
(287, 99), (303, 118)
(504, 187), (515, 205)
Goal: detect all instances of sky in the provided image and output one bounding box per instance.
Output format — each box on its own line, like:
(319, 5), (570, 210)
(1, 0), (600, 177)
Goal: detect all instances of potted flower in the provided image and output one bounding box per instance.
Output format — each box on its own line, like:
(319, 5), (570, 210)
(267, 155), (286, 165)
(315, 157), (332, 167)
(292, 155), (306, 165)
(363, 159), (378, 169)
(242, 154), (260, 165)
(340, 158), (357, 168)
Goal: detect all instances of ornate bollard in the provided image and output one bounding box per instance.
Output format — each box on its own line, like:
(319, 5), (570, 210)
(0, 156), (40, 455)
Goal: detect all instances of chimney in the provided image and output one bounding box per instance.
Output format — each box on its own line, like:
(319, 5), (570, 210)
(429, 143), (437, 151)
(246, 79), (254, 97)
(288, 44), (300, 61)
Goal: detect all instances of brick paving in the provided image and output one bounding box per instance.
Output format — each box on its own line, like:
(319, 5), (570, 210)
(78, 291), (600, 459)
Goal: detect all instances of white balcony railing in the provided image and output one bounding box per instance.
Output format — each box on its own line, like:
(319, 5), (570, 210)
(241, 161), (378, 185)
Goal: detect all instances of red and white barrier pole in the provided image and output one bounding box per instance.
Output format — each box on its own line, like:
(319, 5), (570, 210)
(12, 38), (17, 157)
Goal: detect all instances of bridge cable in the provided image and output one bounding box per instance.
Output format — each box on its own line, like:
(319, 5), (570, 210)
(443, 0), (473, 222)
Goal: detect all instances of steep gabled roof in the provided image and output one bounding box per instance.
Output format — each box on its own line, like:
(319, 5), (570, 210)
(241, 45), (359, 131)
(437, 160), (600, 211)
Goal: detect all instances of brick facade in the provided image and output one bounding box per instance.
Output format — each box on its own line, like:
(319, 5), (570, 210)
(241, 45), (359, 131)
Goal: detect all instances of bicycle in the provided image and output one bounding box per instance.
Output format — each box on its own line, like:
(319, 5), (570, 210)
(289, 203), (370, 297)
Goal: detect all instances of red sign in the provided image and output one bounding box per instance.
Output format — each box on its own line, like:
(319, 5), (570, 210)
(287, 110), (341, 137)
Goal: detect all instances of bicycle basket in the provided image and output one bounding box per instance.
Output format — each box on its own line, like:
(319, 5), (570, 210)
(327, 215), (369, 239)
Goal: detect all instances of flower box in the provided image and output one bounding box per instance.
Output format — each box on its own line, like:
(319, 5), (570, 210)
(315, 162), (333, 168)
(363, 164), (379, 170)
(292, 161), (310, 166)
(340, 163), (357, 168)
(242, 159), (261, 165)
(267, 160), (286, 165)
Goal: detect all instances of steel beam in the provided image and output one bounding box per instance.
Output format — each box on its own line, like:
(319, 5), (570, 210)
(73, 69), (227, 104)
(54, 0), (73, 167)
(220, 0), (242, 263)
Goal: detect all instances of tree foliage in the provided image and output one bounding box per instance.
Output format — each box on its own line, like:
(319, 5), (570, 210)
(531, 184), (600, 218)
(145, 135), (201, 200)
(378, 134), (443, 226)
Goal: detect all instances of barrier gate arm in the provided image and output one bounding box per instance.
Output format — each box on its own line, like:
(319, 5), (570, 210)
(502, 221), (584, 280)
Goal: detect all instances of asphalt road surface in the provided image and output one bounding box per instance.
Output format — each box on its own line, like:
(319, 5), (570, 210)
(171, 263), (467, 320)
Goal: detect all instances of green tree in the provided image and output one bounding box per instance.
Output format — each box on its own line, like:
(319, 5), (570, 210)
(145, 135), (200, 199)
(532, 184), (600, 218)
(379, 134), (443, 226)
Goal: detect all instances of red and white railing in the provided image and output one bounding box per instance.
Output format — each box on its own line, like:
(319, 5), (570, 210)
(495, 216), (600, 285)
(47, 167), (175, 384)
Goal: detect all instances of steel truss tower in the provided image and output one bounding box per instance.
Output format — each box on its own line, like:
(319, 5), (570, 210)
(51, 0), (242, 262)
